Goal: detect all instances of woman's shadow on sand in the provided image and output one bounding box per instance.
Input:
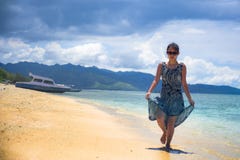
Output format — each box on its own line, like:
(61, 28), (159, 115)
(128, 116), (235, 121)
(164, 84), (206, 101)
(146, 147), (194, 154)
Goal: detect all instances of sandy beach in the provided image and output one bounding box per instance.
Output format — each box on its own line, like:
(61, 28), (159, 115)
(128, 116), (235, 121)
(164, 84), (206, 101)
(2, 84), (239, 160)
(0, 84), (172, 160)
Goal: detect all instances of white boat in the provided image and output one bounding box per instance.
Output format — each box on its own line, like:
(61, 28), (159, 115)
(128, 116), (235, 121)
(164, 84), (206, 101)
(15, 73), (81, 93)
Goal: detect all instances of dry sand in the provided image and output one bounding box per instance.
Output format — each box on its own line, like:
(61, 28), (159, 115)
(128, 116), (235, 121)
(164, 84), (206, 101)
(1, 84), (218, 160)
(0, 84), (176, 160)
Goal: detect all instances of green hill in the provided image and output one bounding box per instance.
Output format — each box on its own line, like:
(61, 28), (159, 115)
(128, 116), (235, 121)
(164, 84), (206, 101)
(0, 62), (153, 91)
(0, 68), (29, 84)
(0, 62), (240, 94)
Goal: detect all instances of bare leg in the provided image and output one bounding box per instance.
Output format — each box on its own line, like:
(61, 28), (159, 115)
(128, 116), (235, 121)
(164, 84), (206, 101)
(166, 116), (177, 150)
(156, 111), (166, 144)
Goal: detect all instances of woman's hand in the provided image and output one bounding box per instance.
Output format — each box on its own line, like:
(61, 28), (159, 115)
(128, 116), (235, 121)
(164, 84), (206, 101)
(145, 91), (151, 100)
(189, 98), (195, 107)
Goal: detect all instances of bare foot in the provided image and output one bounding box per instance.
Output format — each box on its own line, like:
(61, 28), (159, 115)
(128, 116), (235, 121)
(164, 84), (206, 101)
(165, 144), (171, 152)
(160, 133), (166, 144)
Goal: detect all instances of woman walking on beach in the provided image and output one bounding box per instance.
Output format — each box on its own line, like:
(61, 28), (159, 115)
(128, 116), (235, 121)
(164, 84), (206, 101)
(145, 43), (195, 151)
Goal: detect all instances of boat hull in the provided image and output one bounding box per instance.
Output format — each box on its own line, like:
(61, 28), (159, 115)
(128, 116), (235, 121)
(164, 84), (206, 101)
(15, 82), (71, 93)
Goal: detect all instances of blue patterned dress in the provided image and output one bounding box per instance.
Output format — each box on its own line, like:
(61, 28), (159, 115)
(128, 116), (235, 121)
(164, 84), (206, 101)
(160, 62), (185, 116)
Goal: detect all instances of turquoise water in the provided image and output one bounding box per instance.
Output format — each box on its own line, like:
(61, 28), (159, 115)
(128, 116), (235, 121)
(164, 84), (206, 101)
(63, 90), (240, 158)
(64, 90), (240, 122)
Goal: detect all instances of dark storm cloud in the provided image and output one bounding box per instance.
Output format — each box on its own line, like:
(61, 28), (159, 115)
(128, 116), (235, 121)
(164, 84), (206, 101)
(1, 0), (240, 41)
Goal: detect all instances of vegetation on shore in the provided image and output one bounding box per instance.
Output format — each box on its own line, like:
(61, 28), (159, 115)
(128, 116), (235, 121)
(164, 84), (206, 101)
(0, 68), (30, 84)
(1, 62), (240, 94)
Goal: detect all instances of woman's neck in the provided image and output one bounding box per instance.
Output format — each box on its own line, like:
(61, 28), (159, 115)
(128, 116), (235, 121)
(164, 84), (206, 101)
(168, 60), (178, 65)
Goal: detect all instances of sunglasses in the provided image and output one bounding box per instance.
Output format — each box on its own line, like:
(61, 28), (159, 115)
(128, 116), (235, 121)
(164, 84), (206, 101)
(167, 51), (178, 55)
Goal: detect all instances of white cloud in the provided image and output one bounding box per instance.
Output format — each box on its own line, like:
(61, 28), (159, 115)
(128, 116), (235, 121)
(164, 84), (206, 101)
(0, 38), (45, 63)
(3, 52), (13, 59)
(44, 42), (108, 65)
(181, 28), (206, 34)
(135, 32), (167, 67)
(154, 20), (240, 67)
(8, 38), (29, 49)
(1, 19), (240, 88)
(0, 39), (107, 65)
(183, 56), (240, 87)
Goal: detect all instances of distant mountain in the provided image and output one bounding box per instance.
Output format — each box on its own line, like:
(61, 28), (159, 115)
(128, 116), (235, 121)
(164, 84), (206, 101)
(188, 84), (240, 95)
(1, 62), (240, 94)
(0, 62), (155, 91)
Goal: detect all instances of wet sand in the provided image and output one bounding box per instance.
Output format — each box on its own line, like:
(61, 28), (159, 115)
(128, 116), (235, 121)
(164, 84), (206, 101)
(0, 84), (171, 160)
(1, 84), (237, 160)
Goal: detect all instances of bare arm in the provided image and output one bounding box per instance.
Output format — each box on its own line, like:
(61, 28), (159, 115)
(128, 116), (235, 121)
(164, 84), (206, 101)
(181, 64), (195, 106)
(145, 63), (162, 99)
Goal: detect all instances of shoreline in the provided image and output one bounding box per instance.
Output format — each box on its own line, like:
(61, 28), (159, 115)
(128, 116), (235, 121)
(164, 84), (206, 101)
(60, 94), (158, 141)
(56, 89), (240, 160)
(1, 84), (239, 160)
(0, 84), (168, 160)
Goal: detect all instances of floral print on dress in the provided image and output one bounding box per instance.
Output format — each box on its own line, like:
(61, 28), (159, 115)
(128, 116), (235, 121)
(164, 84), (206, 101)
(160, 62), (184, 116)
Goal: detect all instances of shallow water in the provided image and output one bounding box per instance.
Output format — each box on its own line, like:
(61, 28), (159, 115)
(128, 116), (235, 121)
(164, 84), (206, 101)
(63, 90), (240, 159)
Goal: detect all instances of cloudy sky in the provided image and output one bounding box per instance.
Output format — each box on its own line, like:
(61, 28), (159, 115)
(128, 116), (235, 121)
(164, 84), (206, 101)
(0, 0), (240, 88)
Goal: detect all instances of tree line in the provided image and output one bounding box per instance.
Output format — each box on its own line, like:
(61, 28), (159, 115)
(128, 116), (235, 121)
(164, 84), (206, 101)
(0, 68), (30, 84)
